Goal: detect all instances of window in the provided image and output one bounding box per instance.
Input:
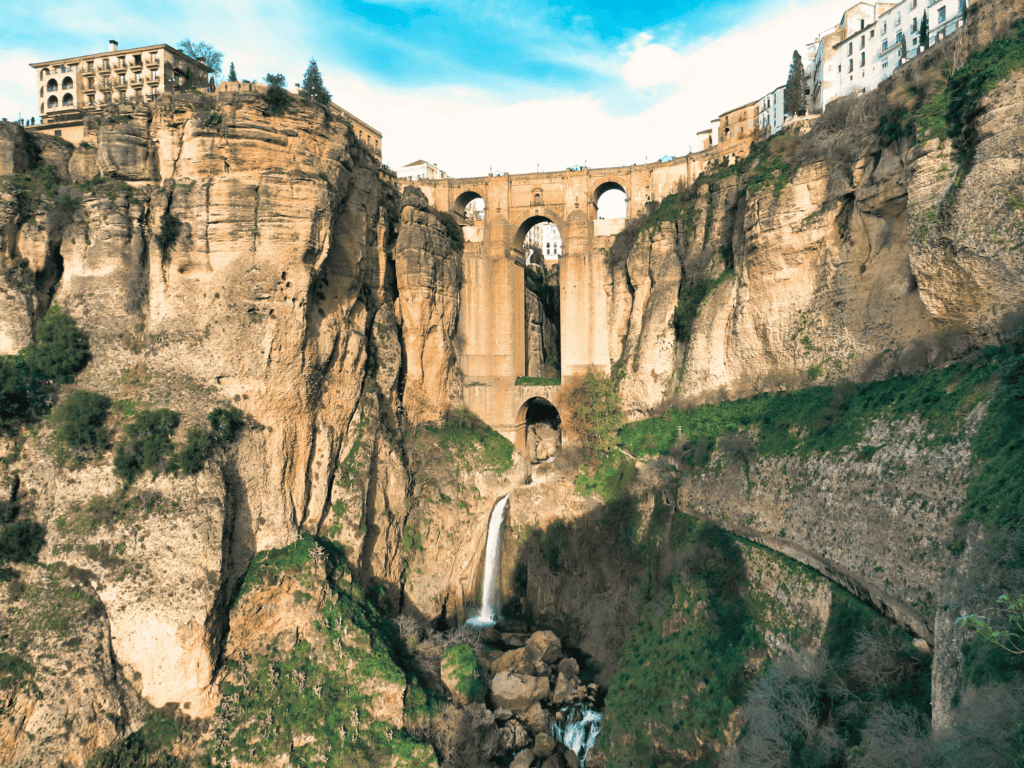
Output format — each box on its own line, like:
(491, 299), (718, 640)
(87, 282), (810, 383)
(938, 7), (946, 22)
(883, 60), (888, 69)
(849, 58), (854, 72)
(54, 130), (61, 137)
(883, 37), (889, 50)
(46, 95), (57, 109)
(848, 42), (854, 55)
(62, 93), (73, 107)
(913, 18), (918, 31)
(860, 35), (865, 49)
(897, 31), (904, 42)
(861, 52), (866, 67)
(47, 79), (58, 92)
(62, 76), (73, 90)
(883, 22), (887, 33)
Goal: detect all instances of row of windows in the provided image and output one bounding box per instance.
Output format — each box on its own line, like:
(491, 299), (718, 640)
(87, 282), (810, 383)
(39, 52), (168, 81)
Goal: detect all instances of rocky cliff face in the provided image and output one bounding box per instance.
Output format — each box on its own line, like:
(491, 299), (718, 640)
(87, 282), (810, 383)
(0, 91), (483, 766)
(612, 41), (1024, 419)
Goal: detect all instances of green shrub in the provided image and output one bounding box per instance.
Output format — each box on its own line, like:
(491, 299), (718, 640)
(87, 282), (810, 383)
(673, 278), (716, 343)
(262, 73), (292, 116)
(540, 519), (569, 570)
(166, 426), (214, 476)
(53, 389), (110, 449)
(154, 213), (182, 254)
(0, 519), (46, 564)
(113, 409), (180, 485)
(436, 211), (464, 254)
(208, 406), (244, 442)
(561, 369), (623, 459)
(86, 710), (183, 768)
(0, 652), (35, 691)
(422, 407), (514, 473)
(0, 357), (32, 425)
(20, 302), (89, 384)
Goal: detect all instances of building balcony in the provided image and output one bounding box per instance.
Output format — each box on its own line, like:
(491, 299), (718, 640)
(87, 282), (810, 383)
(146, 59), (160, 68)
(82, 84), (96, 93)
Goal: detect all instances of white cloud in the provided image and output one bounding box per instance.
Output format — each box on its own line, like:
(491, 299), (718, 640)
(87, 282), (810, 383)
(623, 34), (687, 88)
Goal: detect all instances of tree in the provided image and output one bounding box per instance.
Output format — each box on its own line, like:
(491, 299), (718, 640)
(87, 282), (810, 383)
(784, 50), (806, 116)
(299, 58), (332, 107)
(228, 62), (238, 82)
(177, 39), (223, 83)
(919, 14), (930, 51)
(263, 73), (292, 116)
(958, 594), (1024, 655)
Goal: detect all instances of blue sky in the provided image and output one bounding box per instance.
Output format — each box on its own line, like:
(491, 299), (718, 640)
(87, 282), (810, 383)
(1, 0), (855, 177)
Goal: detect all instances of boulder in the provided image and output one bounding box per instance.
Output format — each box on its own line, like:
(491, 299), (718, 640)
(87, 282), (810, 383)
(502, 632), (532, 647)
(534, 733), (557, 759)
(493, 707), (514, 722)
(511, 749), (535, 768)
(564, 748), (582, 768)
(499, 720), (531, 753)
(542, 756), (565, 768)
(491, 670), (550, 711)
(492, 647), (527, 675)
(552, 671), (579, 705)
(557, 657), (580, 678)
(522, 701), (552, 735)
(524, 630), (562, 665)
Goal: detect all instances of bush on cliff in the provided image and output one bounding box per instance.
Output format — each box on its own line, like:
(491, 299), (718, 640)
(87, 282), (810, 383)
(53, 390), (110, 450)
(561, 369), (623, 460)
(20, 302), (89, 384)
(262, 72), (292, 116)
(113, 409), (180, 485)
(0, 304), (90, 428)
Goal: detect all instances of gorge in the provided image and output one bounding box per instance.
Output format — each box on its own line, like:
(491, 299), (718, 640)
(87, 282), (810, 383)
(2, 1), (1024, 766)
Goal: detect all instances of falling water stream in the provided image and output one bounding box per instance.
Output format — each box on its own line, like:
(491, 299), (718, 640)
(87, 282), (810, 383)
(465, 494), (510, 628)
(551, 704), (603, 766)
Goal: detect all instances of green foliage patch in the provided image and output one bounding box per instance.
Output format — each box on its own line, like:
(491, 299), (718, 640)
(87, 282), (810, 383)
(85, 710), (184, 768)
(53, 389), (110, 450)
(113, 408), (180, 484)
(442, 644), (486, 702)
(212, 538), (437, 767)
(436, 211), (465, 254)
(600, 518), (760, 765)
(154, 212), (182, 254)
(0, 652), (35, 691)
(514, 376), (561, 386)
(562, 369), (624, 460)
(20, 302), (89, 385)
(420, 407), (514, 473)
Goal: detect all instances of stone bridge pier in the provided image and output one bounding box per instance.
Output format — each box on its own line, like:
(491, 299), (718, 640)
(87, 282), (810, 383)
(415, 152), (717, 452)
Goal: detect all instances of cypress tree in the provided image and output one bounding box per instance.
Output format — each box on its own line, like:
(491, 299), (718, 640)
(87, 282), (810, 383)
(300, 58), (332, 107)
(784, 50), (806, 116)
(228, 62), (238, 82)
(920, 13), (930, 50)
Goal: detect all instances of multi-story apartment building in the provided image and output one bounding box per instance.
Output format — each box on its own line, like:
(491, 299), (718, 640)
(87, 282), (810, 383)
(759, 85), (787, 136)
(29, 41), (213, 144)
(809, 0), (968, 113)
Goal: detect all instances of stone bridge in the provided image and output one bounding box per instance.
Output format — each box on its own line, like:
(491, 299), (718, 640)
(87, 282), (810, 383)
(415, 148), (725, 453)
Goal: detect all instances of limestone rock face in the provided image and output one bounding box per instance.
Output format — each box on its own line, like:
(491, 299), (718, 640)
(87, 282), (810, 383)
(395, 188), (462, 424)
(612, 70), (1024, 415)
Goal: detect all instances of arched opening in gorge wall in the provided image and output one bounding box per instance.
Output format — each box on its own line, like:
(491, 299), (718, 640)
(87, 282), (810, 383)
(519, 397), (561, 463)
(516, 216), (562, 380)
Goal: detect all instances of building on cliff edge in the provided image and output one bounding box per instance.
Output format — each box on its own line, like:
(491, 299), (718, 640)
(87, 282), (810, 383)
(29, 40), (213, 145)
(398, 160), (449, 183)
(808, 0), (969, 113)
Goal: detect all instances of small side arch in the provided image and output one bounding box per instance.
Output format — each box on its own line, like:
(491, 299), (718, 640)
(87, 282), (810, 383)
(516, 397), (561, 462)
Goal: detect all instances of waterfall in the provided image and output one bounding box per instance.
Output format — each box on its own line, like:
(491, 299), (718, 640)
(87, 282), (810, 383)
(465, 494), (510, 627)
(551, 704), (602, 766)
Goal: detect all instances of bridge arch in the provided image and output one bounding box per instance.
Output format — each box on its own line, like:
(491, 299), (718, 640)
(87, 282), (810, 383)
(592, 179), (628, 219)
(511, 211), (567, 254)
(453, 189), (486, 218)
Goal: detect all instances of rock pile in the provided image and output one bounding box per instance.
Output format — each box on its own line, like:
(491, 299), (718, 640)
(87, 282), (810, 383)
(461, 629), (600, 768)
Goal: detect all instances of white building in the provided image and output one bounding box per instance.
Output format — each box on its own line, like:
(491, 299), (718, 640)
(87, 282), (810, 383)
(809, 0), (969, 113)
(759, 85), (787, 136)
(397, 160), (448, 182)
(524, 222), (562, 263)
